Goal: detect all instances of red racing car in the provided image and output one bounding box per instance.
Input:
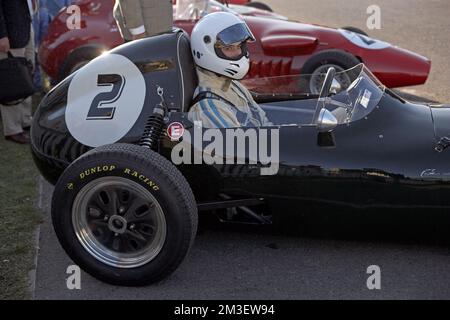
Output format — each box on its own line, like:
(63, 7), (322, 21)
(177, 0), (274, 12)
(39, 0), (431, 94)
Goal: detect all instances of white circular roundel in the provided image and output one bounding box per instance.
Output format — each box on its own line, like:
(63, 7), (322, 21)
(66, 53), (146, 147)
(338, 29), (390, 50)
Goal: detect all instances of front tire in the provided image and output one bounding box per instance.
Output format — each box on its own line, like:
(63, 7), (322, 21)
(341, 26), (369, 36)
(51, 143), (197, 286)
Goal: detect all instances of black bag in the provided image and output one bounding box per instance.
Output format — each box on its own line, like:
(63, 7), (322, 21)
(0, 51), (35, 105)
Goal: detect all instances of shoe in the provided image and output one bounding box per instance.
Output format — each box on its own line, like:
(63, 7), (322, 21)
(5, 132), (30, 144)
(22, 126), (30, 139)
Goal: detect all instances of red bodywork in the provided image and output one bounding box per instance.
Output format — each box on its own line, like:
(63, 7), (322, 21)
(173, 0), (251, 4)
(220, 0), (250, 3)
(39, 0), (431, 89)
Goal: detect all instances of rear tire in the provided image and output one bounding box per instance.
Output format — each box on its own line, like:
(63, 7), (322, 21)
(51, 143), (197, 286)
(58, 47), (103, 81)
(245, 2), (273, 12)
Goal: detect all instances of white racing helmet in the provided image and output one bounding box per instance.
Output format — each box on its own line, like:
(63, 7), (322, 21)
(190, 12), (255, 80)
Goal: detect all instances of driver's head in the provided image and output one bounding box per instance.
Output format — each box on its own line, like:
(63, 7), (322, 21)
(190, 12), (255, 80)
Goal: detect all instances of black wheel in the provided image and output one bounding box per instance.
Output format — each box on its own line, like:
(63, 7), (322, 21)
(245, 2), (273, 12)
(301, 49), (361, 94)
(51, 143), (198, 286)
(341, 26), (369, 36)
(58, 47), (104, 81)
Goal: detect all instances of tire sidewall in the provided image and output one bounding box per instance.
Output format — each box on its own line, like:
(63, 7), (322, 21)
(342, 26), (369, 36)
(301, 50), (360, 93)
(52, 148), (194, 285)
(245, 2), (273, 12)
(302, 50), (360, 75)
(59, 48), (102, 81)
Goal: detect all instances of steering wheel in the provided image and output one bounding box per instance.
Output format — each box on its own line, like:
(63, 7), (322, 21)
(311, 67), (336, 124)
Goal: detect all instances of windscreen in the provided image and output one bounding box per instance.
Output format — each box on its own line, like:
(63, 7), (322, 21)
(242, 64), (385, 124)
(324, 64), (385, 124)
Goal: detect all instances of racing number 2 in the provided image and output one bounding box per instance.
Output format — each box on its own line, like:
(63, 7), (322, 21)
(87, 74), (126, 120)
(356, 34), (376, 46)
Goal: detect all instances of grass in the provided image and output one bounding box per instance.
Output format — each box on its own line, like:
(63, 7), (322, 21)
(0, 96), (43, 300)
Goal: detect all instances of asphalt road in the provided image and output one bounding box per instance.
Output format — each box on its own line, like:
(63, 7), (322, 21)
(34, 0), (450, 300)
(35, 179), (450, 300)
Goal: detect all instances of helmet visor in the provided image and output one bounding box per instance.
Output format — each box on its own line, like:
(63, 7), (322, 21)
(216, 23), (255, 46)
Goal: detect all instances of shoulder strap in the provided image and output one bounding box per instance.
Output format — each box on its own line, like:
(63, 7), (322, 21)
(192, 90), (264, 127)
(191, 91), (236, 108)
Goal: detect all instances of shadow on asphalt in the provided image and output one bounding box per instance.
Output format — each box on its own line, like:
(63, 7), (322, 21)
(198, 208), (450, 248)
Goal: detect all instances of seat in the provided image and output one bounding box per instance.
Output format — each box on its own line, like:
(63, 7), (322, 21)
(174, 30), (198, 112)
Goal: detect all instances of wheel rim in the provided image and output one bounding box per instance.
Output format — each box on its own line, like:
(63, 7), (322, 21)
(309, 64), (352, 94)
(72, 176), (167, 268)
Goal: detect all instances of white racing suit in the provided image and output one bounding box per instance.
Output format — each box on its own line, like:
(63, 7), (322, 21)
(188, 68), (271, 128)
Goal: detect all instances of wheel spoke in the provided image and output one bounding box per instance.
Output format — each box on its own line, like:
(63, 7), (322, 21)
(92, 187), (120, 215)
(105, 187), (120, 215)
(90, 222), (113, 244)
(89, 219), (108, 228)
(118, 189), (132, 204)
(123, 236), (144, 252)
(87, 206), (103, 219)
(92, 191), (110, 212)
(124, 199), (154, 221)
(122, 230), (150, 252)
(126, 217), (155, 224)
(124, 229), (147, 243)
(138, 223), (155, 237)
(112, 236), (121, 252)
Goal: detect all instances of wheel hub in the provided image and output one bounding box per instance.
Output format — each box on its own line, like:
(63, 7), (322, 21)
(108, 215), (127, 234)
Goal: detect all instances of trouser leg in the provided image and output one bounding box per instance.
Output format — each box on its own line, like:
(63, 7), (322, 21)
(20, 97), (32, 128)
(0, 29), (34, 136)
(0, 104), (24, 136)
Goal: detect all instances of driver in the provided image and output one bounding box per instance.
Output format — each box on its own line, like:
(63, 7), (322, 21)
(188, 12), (271, 128)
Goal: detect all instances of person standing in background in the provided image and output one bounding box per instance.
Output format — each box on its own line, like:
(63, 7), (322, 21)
(32, 0), (51, 91)
(45, 0), (71, 19)
(113, 0), (173, 41)
(0, 0), (35, 144)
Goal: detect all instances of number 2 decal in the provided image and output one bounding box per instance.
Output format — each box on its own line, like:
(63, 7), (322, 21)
(86, 74), (126, 120)
(339, 29), (390, 50)
(356, 34), (376, 46)
(66, 53), (146, 147)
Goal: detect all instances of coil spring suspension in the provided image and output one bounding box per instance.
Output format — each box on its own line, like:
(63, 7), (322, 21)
(139, 86), (167, 150)
(139, 110), (165, 150)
